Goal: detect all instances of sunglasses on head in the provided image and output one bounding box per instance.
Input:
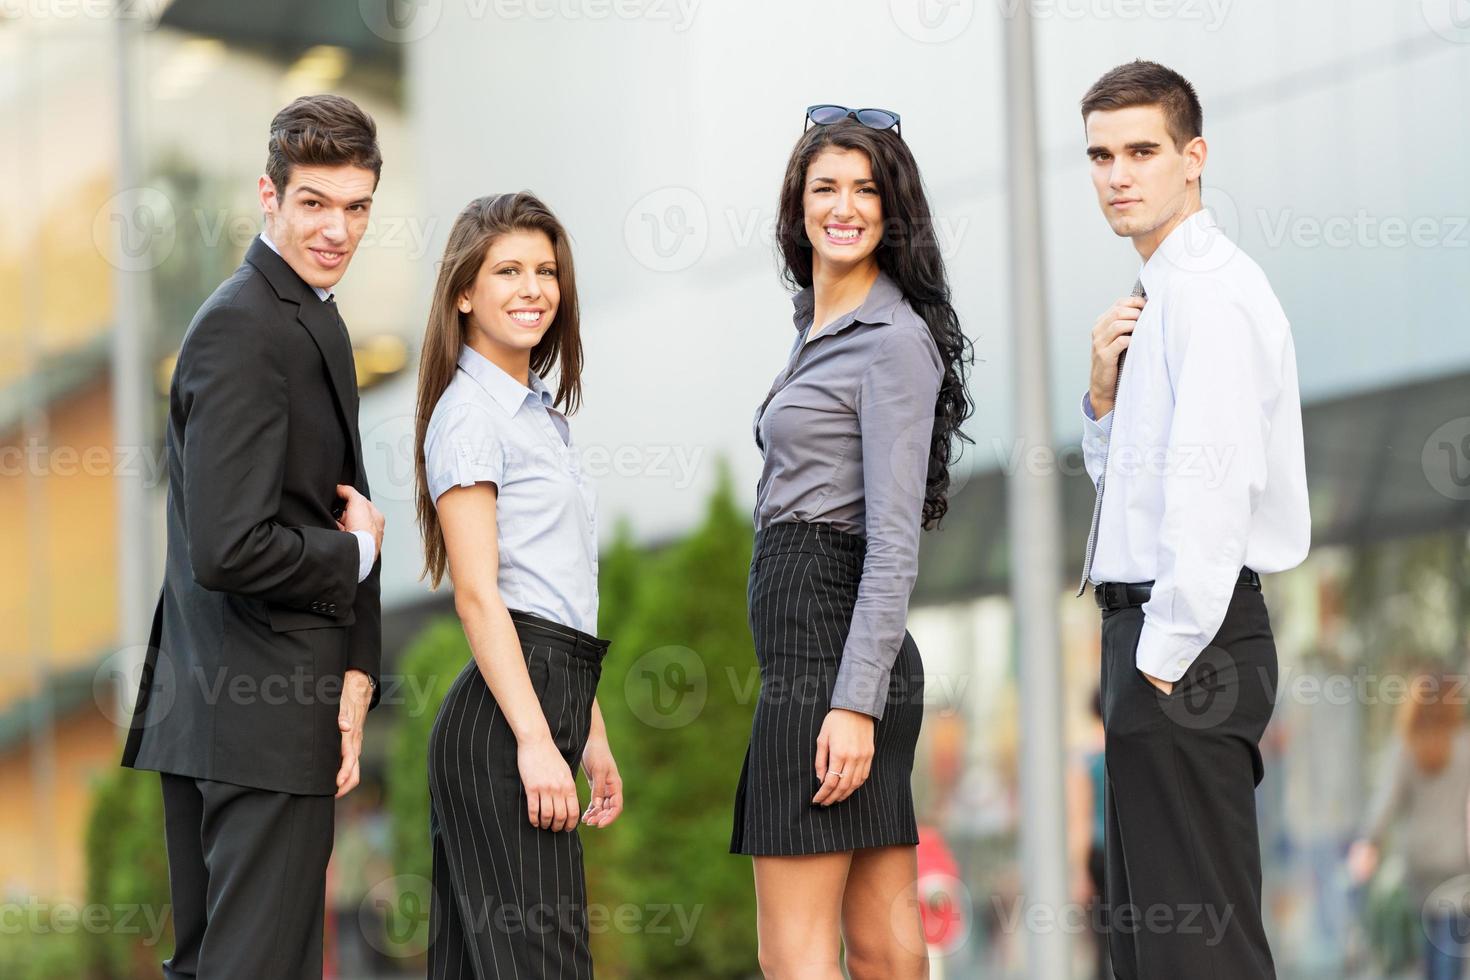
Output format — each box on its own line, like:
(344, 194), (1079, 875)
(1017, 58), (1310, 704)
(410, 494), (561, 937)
(804, 104), (902, 138)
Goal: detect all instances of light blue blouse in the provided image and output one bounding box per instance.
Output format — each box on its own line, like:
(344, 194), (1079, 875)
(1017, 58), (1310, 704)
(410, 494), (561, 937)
(424, 344), (599, 635)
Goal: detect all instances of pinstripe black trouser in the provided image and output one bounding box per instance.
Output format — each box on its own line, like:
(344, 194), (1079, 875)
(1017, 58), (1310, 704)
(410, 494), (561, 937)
(1099, 582), (1278, 980)
(427, 609), (608, 979)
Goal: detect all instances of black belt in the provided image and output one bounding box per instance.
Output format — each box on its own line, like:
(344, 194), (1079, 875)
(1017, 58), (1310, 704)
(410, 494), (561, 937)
(1094, 568), (1261, 611)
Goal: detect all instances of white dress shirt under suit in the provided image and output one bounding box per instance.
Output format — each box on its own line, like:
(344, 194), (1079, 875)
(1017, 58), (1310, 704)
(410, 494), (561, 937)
(1081, 208), (1310, 682)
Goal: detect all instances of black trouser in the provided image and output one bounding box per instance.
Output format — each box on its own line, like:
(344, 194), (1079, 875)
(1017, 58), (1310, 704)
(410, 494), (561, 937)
(158, 772), (335, 980)
(1098, 582), (1278, 980)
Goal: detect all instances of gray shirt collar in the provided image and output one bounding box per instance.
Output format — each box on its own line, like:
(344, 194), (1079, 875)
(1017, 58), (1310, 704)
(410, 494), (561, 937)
(791, 269), (906, 335)
(456, 343), (555, 417)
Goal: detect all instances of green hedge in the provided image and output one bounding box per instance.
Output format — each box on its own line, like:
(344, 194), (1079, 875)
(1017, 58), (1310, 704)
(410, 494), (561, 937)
(81, 766), (172, 979)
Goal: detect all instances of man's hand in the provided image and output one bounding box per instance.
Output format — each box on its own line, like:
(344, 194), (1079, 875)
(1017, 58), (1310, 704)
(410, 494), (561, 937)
(337, 484), (384, 560)
(1140, 670), (1174, 696)
(1088, 295), (1145, 418)
(336, 668), (373, 798)
(812, 708), (876, 806)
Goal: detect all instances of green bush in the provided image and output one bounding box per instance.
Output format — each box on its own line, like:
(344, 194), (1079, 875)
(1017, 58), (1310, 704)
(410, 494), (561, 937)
(583, 462), (758, 977)
(386, 615), (474, 890)
(0, 927), (92, 980)
(82, 766), (172, 979)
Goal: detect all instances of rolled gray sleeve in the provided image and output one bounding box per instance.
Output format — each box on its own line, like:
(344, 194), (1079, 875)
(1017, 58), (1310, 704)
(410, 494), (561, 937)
(831, 329), (943, 719)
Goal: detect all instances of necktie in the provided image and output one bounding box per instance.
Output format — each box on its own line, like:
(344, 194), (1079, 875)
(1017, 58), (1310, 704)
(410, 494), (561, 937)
(1075, 279), (1146, 597)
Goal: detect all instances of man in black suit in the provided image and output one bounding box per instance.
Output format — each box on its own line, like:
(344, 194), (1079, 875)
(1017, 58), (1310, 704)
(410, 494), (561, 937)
(122, 94), (387, 980)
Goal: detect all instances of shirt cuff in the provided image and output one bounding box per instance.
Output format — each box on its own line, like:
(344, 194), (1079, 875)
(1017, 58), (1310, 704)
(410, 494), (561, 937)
(352, 530), (375, 583)
(1134, 619), (1201, 683)
(830, 660), (892, 721)
(1081, 391), (1113, 439)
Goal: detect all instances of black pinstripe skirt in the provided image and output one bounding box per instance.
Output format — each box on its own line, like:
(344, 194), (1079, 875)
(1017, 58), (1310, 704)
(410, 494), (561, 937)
(730, 520), (924, 856)
(427, 609), (608, 980)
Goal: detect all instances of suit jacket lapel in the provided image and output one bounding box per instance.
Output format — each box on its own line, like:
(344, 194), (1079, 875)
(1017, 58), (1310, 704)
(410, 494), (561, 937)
(243, 238), (364, 483)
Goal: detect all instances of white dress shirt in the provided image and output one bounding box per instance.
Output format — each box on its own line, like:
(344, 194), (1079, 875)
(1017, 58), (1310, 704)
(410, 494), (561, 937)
(1081, 208), (1310, 681)
(257, 231), (375, 584)
(423, 344), (599, 634)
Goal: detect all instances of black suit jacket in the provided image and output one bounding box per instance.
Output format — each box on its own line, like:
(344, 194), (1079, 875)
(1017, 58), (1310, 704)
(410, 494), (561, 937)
(121, 237), (382, 796)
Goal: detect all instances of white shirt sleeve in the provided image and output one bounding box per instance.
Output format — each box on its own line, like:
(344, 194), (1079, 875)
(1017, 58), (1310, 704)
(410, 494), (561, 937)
(1136, 279), (1277, 682)
(353, 530), (375, 582)
(1080, 391), (1113, 487)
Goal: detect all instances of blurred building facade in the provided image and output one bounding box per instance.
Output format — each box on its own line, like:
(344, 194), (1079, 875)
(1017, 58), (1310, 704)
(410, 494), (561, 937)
(2, 1), (1466, 976)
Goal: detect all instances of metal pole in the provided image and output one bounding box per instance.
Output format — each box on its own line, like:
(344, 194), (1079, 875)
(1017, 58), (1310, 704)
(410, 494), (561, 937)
(112, 3), (155, 730)
(1001, 4), (1073, 977)
(18, 21), (57, 898)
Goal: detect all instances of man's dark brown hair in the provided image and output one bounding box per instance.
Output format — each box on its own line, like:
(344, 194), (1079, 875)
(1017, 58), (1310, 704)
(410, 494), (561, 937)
(1080, 60), (1203, 150)
(265, 94), (382, 195)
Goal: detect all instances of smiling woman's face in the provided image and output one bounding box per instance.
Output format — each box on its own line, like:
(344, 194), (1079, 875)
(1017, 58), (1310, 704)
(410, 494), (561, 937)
(459, 229), (560, 356)
(803, 147), (883, 275)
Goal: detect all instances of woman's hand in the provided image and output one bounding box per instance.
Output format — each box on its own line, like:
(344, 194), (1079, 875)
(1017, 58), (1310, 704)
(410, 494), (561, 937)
(812, 708), (875, 806)
(518, 735), (580, 832)
(580, 733), (624, 829)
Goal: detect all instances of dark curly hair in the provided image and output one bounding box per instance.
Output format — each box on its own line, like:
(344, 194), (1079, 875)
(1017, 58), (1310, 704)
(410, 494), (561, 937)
(776, 119), (974, 528)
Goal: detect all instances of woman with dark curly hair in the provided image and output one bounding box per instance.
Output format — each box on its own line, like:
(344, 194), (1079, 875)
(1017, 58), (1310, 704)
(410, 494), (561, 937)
(730, 105), (974, 980)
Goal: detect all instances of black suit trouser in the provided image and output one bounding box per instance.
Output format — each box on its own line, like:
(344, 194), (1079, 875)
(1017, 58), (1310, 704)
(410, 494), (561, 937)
(158, 772), (335, 980)
(1098, 583), (1279, 980)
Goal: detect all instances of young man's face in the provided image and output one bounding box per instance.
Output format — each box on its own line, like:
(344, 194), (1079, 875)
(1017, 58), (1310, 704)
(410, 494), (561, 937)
(1085, 104), (1205, 248)
(258, 164), (376, 292)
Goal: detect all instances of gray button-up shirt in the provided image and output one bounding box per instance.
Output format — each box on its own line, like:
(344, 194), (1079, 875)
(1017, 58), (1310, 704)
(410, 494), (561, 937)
(753, 271), (943, 718)
(424, 344), (599, 634)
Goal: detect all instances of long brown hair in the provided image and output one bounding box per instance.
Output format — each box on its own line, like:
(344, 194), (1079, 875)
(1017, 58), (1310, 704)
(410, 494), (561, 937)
(414, 192), (583, 588)
(1398, 666), (1467, 774)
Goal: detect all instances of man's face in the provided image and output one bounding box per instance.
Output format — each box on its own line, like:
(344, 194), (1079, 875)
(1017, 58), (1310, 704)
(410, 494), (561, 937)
(1085, 104), (1204, 246)
(258, 163), (376, 292)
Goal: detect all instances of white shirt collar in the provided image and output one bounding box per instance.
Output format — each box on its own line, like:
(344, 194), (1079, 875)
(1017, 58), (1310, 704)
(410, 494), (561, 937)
(457, 343), (555, 417)
(258, 231), (333, 303)
(1137, 207), (1239, 297)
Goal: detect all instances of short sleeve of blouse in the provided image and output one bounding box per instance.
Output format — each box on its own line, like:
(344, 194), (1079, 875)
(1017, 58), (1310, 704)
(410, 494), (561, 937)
(423, 400), (507, 506)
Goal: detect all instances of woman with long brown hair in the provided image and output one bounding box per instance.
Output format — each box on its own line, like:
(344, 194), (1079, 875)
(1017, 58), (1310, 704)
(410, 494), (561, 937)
(414, 192), (621, 978)
(730, 106), (974, 979)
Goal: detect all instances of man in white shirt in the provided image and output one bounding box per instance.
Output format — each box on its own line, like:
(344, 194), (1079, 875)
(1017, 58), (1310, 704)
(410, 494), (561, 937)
(1077, 60), (1310, 979)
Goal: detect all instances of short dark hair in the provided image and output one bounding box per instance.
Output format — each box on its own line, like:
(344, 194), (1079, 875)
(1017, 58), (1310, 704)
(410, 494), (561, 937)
(265, 94), (382, 196)
(1080, 60), (1202, 150)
